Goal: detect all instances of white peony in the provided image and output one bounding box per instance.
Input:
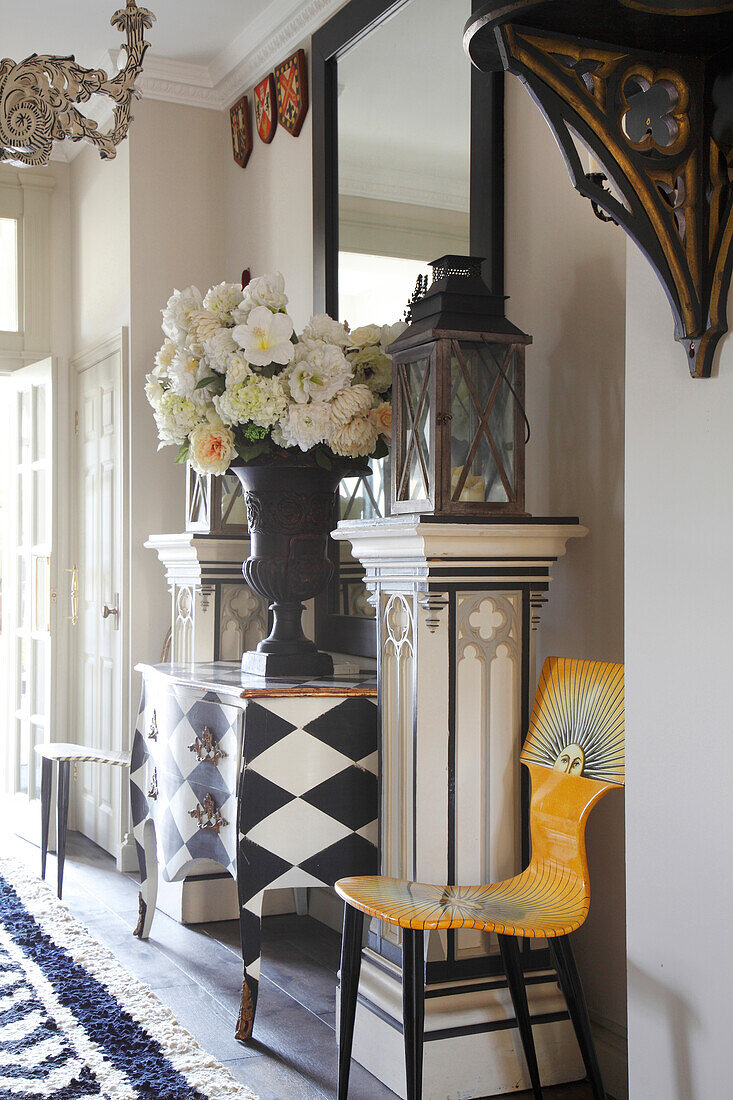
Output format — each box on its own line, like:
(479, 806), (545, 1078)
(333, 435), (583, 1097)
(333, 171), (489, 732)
(154, 390), (202, 447)
(168, 348), (202, 397)
(161, 286), (203, 345)
(232, 306), (295, 367)
(348, 324), (382, 349)
(380, 321), (407, 352)
(246, 271), (288, 312)
(288, 343), (353, 403)
(330, 383), (373, 425)
(187, 310), (221, 355)
(153, 338), (176, 379)
(231, 295), (256, 326)
(278, 402), (334, 451)
(189, 415), (235, 476)
(202, 326), (238, 373)
(349, 345), (393, 393)
(203, 282), (244, 320)
(214, 375), (288, 430)
(301, 313), (351, 347)
(225, 350), (252, 388)
(329, 413), (379, 458)
(145, 375), (165, 409)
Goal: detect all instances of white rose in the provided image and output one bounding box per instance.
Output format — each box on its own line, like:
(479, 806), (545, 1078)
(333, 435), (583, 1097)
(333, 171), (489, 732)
(232, 306), (295, 367)
(348, 324), (382, 349)
(330, 384), (373, 425)
(189, 419), (235, 477)
(225, 350), (252, 388)
(288, 343), (353, 403)
(202, 326), (238, 373)
(203, 282), (244, 320)
(247, 271), (288, 312)
(301, 313), (351, 347)
(153, 338), (176, 379)
(329, 413), (379, 458)
(168, 348), (202, 397)
(278, 402), (334, 451)
(145, 375), (165, 409)
(380, 321), (407, 352)
(161, 285), (203, 346)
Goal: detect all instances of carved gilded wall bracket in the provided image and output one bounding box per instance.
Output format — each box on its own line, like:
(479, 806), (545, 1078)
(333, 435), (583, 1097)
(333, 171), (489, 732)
(0, 0), (155, 167)
(465, 0), (733, 377)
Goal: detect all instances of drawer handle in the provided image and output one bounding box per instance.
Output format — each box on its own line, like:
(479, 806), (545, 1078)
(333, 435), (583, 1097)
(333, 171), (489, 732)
(188, 793), (227, 833)
(188, 727), (227, 765)
(149, 712), (158, 741)
(148, 769), (158, 801)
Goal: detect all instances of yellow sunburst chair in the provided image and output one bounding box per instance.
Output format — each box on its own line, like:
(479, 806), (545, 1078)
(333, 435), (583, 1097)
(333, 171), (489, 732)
(335, 656), (624, 1100)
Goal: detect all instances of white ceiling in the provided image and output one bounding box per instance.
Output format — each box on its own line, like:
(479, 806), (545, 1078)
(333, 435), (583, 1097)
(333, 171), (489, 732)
(0, 0), (267, 68)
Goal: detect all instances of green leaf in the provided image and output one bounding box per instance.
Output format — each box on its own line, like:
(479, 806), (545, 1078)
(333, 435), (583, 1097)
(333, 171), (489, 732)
(372, 436), (390, 460)
(174, 443), (189, 464)
(194, 374), (218, 390)
(235, 439), (270, 463)
(314, 447), (333, 470)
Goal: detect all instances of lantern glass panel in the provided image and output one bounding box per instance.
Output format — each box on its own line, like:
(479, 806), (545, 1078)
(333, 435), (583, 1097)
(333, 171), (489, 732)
(397, 354), (432, 502)
(449, 341), (516, 505)
(220, 473), (247, 528)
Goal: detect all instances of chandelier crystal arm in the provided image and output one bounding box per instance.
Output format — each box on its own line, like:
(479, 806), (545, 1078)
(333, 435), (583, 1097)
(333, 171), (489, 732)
(0, 0), (156, 167)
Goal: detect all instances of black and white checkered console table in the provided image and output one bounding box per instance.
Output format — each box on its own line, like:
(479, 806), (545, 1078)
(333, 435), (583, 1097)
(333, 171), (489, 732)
(129, 662), (378, 1039)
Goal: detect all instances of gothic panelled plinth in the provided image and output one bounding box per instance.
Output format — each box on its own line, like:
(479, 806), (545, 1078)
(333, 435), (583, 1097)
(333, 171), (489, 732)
(333, 517), (588, 1099)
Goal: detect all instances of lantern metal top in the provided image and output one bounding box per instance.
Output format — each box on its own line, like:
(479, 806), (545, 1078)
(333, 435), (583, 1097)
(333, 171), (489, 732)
(390, 255), (532, 351)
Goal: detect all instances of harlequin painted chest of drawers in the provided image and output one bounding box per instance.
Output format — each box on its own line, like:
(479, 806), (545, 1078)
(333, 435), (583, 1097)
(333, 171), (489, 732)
(129, 662), (379, 1039)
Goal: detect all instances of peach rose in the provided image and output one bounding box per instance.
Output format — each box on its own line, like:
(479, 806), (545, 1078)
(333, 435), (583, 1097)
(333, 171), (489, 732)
(189, 420), (235, 476)
(370, 401), (392, 438)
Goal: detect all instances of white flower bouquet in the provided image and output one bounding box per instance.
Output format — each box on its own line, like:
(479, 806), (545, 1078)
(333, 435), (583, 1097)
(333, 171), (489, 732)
(145, 272), (404, 477)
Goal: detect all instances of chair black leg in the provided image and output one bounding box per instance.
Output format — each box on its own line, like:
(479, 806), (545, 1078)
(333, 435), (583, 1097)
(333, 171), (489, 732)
(338, 905), (364, 1100)
(498, 934), (543, 1099)
(402, 928), (425, 1100)
(550, 936), (606, 1100)
(40, 758), (52, 880)
(56, 761), (71, 900)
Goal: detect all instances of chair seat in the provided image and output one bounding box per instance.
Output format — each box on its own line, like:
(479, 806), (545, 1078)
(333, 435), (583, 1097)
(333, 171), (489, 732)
(336, 860), (589, 938)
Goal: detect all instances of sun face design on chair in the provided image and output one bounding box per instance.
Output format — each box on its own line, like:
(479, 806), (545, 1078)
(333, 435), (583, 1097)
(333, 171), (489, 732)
(335, 655), (625, 1100)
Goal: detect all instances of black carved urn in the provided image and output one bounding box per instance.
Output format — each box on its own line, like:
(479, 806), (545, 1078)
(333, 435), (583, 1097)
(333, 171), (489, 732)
(230, 460), (367, 677)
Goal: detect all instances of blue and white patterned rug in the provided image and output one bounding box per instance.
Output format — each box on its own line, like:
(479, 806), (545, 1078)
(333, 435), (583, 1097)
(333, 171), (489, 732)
(0, 859), (257, 1099)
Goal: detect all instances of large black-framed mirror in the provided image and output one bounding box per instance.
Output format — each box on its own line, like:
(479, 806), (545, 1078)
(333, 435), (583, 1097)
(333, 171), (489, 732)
(312, 0), (504, 657)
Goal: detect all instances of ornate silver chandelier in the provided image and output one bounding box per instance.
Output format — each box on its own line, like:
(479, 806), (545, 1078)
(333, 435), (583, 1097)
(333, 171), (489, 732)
(0, 0), (155, 167)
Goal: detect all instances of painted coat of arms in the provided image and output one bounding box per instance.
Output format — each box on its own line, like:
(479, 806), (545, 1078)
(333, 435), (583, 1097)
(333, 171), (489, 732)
(230, 94), (252, 168)
(254, 73), (277, 143)
(274, 49), (309, 137)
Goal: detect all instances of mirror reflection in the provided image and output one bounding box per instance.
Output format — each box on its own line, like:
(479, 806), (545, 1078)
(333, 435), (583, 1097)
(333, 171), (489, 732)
(334, 0), (472, 619)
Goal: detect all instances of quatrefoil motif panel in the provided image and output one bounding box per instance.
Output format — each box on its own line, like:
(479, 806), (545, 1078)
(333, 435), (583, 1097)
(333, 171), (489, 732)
(622, 75), (684, 151)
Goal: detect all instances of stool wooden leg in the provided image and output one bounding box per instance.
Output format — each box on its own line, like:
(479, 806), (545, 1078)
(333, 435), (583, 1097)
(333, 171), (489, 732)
(498, 934), (543, 1099)
(40, 757), (52, 880)
(402, 928), (425, 1100)
(550, 936), (606, 1100)
(56, 760), (71, 900)
(338, 905), (364, 1100)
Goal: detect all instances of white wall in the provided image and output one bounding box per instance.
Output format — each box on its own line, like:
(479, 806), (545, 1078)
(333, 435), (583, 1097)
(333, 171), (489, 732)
(505, 81), (628, 1069)
(126, 98), (229, 701)
(70, 142), (131, 352)
(625, 247), (733, 1098)
(223, 54), (314, 330)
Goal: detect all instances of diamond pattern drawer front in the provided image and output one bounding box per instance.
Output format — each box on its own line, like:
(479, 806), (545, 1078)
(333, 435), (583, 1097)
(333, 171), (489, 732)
(129, 665), (379, 1042)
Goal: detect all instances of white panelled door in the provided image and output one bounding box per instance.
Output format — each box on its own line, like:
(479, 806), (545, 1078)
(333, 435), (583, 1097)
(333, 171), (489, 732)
(73, 334), (127, 858)
(4, 359), (59, 834)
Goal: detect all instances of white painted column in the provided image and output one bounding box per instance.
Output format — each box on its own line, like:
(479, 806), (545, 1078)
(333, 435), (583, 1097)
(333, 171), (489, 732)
(333, 517), (588, 1100)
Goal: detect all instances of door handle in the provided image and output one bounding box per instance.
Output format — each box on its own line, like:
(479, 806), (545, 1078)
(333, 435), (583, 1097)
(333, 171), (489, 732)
(66, 565), (79, 626)
(102, 594), (120, 629)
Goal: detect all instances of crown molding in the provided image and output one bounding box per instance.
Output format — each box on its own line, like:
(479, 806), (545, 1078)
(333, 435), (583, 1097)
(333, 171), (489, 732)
(340, 161), (470, 213)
